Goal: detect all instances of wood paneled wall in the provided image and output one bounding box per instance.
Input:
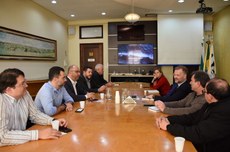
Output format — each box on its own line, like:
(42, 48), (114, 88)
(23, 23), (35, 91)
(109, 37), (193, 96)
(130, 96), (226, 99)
(27, 79), (47, 99)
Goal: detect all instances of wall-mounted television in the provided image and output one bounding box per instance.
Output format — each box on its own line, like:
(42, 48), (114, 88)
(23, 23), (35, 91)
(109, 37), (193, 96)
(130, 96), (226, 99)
(117, 25), (144, 41)
(118, 44), (154, 65)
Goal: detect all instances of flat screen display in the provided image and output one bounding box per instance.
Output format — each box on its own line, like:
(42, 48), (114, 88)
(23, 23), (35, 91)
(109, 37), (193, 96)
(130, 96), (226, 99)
(117, 25), (144, 41)
(118, 44), (154, 64)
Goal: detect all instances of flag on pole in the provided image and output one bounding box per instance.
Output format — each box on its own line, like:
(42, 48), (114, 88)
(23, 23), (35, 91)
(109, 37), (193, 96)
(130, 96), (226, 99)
(204, 41), (216, 79)
(200, 45), (205, 71)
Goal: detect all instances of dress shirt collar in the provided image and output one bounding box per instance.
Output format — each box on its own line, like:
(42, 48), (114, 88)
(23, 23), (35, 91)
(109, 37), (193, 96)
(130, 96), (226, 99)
(177, 80), (186, 87)
(4, 93), (17, 103)
(68, 76), (77, 85)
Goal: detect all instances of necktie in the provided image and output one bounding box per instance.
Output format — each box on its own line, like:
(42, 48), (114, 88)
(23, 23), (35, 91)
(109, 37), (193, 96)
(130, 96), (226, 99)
(166, 83), (178, 96)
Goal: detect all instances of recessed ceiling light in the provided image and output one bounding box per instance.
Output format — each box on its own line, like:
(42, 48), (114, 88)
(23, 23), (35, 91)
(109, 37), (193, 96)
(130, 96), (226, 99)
(178, 0), (184, 3)
(223, 0), (229, 1)
(70, 14), (75, 17)
(51, 0), (57, 4)
(168, 10), (173, 13)
(101, 12), (106, 16)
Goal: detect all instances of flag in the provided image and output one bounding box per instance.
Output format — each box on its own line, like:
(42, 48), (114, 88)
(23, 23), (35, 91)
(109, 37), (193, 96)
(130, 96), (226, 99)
(200, 46), (205, 71)
(204, 42), (216, 79)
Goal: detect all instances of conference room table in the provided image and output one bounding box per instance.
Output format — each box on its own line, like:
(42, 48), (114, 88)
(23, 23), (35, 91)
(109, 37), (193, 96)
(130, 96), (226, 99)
(0, 82), (196, 152)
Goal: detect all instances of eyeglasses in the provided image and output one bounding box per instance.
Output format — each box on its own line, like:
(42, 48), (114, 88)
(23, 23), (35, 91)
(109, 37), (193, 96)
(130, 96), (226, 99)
(14, 80), (27, 88)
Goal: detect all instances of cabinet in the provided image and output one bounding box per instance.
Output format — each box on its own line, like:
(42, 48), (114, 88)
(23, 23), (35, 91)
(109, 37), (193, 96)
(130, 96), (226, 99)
(110, 74), (153, 83)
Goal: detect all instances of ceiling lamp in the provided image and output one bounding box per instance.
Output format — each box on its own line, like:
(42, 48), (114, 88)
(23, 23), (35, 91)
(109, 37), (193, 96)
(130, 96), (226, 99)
(196, 0), (213, 14)
(124, 0), (140, 23)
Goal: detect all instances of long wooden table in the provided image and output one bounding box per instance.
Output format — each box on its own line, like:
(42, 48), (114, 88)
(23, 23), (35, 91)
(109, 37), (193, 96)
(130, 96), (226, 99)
(0, 83), (196, 152)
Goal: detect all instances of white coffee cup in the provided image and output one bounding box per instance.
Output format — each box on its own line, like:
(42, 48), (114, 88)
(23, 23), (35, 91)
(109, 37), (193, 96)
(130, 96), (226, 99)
(144, 90), (147, 96)
(100, 93), (105, 100)
(174, 137), (185, 152)
(80, 101), (85, 109)
(51, 120), (59, 131)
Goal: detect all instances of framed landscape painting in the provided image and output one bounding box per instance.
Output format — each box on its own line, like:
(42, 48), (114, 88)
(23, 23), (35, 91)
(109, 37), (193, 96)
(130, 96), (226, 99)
(0, 26), (57, 60)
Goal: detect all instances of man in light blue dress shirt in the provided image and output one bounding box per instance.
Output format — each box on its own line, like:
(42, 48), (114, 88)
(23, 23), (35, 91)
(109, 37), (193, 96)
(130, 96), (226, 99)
(35, 66), (74, 116)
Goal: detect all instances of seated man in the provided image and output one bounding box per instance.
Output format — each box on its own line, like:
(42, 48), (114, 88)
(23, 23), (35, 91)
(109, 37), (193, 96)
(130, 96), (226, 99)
(77, 66), (106, 94)
(0, 68), (67, 146)
(155, 71), (210, 115)
(91, 64), (113, 88)
(156, 78), (230, 152)
(148, 65), (192, 102)
(35, 66), (73, 116)
(64, 65), (94, 101)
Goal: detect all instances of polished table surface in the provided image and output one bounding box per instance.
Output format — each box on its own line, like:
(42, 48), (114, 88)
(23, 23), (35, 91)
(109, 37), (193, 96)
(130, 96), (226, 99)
(0, 82), (196, 152)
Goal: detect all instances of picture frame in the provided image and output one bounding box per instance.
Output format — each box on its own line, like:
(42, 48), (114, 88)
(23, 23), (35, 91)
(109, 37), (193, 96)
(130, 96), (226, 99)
(80, 25), (103, 39)
(0, 26), (57, 60)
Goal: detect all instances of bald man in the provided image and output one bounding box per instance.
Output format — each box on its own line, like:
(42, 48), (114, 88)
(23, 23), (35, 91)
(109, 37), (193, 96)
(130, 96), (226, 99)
(64, 65), (94, 101)
(156, 78), (230, 152)
(91, 64), (113, 88)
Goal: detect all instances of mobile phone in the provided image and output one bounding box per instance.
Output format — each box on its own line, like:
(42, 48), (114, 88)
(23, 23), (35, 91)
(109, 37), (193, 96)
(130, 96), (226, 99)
(59, 126), (72, 133)
(131, 95), (137, 99)
(89, 98), (98, 102)
(143, 104), (155, 106)
(75, 108), (84, 113)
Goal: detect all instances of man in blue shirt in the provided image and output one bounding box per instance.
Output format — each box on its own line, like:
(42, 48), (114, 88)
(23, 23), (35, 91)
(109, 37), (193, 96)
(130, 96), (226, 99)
(35, 66), (74, 116)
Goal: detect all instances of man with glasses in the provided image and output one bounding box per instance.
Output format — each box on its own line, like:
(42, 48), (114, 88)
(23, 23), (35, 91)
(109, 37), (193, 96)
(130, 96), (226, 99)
(64, 65), (95, 101)
(35, 66), (73, 116)
(154, 71), (210, 115)
(0, 68), (67, 146)
(156, 78), (230, 152)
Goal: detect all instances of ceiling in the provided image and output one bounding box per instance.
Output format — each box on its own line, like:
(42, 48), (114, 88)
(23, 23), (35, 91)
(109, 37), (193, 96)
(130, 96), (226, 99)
(32, 0), (230, 21)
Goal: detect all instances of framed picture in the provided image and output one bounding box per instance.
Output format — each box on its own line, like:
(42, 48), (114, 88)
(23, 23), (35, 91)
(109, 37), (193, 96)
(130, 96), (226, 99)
(80, 25), (103, 39)
(0, 26), (57, 60)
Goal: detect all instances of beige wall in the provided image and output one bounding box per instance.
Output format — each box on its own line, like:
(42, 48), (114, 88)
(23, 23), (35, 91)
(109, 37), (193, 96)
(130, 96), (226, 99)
(213, 5), (230, 82)
(68, 20), (109, 80)
(67, 19), (175, 82)
(0, 0), (68, 80)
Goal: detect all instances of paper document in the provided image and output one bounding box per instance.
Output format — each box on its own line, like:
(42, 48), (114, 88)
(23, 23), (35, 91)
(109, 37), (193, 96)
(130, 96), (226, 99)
(146, 90), (159, 94)
(148, 106), (160, 112)
(142, 97), (154, 102)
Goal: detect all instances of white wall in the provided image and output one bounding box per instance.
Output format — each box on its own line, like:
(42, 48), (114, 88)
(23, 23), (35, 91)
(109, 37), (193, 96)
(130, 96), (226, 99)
(0, 0), (67, 80)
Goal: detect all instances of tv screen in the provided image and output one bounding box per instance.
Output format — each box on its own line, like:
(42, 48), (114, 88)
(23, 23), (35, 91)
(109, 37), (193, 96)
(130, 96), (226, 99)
(118, 44), (154, 64)
(117, 25), (144, 41)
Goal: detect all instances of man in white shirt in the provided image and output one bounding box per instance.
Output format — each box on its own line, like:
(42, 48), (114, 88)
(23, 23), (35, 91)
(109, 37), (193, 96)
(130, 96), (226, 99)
(0, 68), (68, 146)
(64, 65), (95, 101)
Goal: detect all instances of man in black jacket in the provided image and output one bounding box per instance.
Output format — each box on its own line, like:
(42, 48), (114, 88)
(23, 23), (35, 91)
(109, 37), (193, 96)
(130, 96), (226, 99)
(156, 78), (230, 152)
(91, 64), (113, 88)
(77, 66), (106, 94)
(149, 65), (191, 102)
(64, 65), (94, 101)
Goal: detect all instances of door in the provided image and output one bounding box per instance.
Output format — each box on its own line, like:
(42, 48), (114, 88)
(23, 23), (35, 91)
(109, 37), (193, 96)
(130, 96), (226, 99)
(80, 43), (103, 72)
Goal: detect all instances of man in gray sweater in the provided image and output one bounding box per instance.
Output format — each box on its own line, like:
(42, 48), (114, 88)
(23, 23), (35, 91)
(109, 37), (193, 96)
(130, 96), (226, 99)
(154, 71), (210, 115)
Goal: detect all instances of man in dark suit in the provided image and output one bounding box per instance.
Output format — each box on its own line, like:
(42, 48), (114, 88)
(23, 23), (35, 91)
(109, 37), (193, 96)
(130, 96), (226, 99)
(64, 65), (94, 102)
(91, 64), (113, 88)
(77, 66), (106, 94)
(148, 65), (191, 102)
(156, 78), (230, 152)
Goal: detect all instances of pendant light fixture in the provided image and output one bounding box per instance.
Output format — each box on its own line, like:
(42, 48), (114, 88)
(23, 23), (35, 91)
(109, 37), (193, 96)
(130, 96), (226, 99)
(124, 0), (140, 23)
